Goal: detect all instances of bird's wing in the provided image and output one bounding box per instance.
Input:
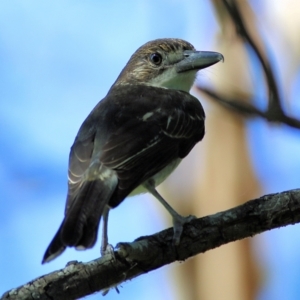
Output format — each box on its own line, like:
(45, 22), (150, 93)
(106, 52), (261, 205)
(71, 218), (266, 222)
(64, 97), (119, 214)
(65, 120), (97, 214)
(100, 87), (205, 206)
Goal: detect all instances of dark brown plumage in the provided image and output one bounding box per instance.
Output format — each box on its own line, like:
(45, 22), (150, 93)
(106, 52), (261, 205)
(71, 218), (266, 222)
(43, 38), (223, 263)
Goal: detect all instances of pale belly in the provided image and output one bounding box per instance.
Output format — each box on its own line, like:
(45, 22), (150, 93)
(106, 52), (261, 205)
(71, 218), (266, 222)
(129, 158), (182, 196)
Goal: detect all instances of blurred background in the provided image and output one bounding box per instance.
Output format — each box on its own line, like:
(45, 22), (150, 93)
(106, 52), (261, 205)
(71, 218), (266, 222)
(1, 0), (300, 299)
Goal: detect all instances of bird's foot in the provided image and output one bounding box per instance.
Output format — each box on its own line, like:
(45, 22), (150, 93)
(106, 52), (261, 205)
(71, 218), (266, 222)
(172, 214), (196, 245)
(101, 243), (115, 258)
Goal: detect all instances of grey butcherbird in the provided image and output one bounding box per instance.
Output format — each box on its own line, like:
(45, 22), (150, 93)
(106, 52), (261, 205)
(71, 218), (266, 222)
(42, 38), (223, 263)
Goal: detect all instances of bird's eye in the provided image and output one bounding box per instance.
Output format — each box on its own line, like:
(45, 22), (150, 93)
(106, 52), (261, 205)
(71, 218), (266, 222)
(150, 53), (162, 65)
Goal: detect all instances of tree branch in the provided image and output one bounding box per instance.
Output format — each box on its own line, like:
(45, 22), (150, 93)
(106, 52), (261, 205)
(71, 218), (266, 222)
(203, 0), (300, 129)
(3, 188), (300, 300)
(197, 87), (300, 129)
(222, 0), (282, 116)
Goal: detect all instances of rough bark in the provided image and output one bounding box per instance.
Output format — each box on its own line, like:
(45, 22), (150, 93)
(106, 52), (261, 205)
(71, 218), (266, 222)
(2, 188), (300, 300)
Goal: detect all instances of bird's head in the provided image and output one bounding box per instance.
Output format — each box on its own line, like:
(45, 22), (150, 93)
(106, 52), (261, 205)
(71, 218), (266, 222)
(114, 38), (223, 92)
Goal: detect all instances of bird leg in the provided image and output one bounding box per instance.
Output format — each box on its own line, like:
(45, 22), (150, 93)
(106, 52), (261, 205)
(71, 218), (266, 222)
(100, 206), (114, 257)
(144, 179), (195, 245)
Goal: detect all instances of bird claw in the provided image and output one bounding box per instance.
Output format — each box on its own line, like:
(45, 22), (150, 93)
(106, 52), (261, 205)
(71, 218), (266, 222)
(101, 243), (115, 259)
(172, 214), (196, 245)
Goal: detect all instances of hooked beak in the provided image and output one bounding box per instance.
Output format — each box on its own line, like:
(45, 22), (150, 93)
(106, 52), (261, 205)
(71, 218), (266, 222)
(176, 50), (224, 73)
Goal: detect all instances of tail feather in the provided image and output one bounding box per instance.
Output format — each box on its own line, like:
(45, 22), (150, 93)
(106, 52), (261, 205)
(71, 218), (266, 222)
(75, 214), (102, 249)
(42, 174), (118, 264)
(42, 223), (66, 264)
(61, 179), (116, 249)
(61, 180), (99, 247)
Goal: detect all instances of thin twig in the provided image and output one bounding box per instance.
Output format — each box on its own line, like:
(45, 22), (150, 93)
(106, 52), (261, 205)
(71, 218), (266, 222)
(197, 86), (300, 129)
(222, 0), (283, 119)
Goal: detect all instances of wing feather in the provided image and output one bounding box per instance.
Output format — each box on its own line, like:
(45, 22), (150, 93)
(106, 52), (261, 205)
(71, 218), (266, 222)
(99, 86), (205, 206)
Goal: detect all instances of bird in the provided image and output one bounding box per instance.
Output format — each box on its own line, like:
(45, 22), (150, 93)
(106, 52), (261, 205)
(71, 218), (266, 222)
(42, 38), (223, 263)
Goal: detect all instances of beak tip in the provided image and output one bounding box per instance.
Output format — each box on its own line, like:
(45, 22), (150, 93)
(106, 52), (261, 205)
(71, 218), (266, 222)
(218, 53), (225, 63)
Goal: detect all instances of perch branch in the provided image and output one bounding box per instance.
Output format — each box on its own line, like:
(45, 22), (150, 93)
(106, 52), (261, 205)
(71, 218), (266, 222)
(2, 188), (300, 300)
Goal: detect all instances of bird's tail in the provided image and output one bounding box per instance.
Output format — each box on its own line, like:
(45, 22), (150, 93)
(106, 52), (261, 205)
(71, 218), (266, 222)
(42, 175), (117, 264)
